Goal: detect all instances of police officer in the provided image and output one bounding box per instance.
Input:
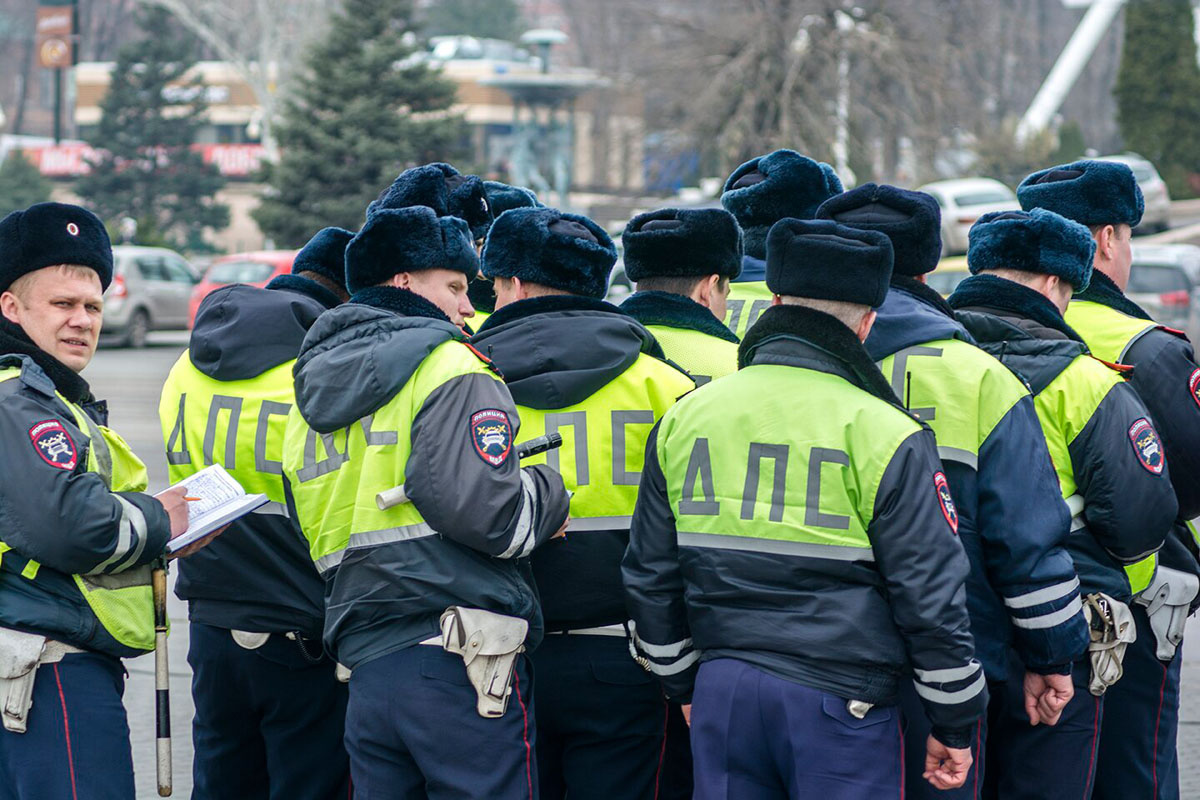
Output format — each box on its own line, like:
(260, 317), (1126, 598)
(1018, 160), (1200, 800)
(719, 149), (843, 338)
(0, 203), (193, 799)
(947, 208), (1178, 798)
(623, 218), (986, 799)
(817, 184), (1090, 797)
(281, 206), (570, 799)
(620, 208), (742, 384)
(158, 227), (352, 799)
(470, 181), (541, 327)
(471, 207), (696, 799)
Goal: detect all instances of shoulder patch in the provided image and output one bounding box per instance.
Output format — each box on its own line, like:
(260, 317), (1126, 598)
(1128, 418), (1165, 475)
(470, 409), (512, 467)
(29, 419), (78, 470)
(934, 471), (958, 534)
(1189, 369), (1200, 410)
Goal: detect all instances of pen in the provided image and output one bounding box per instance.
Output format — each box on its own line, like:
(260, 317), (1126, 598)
(184, 496), (202, 502)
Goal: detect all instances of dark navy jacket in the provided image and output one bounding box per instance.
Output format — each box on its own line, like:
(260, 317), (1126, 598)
(169, 280), (336, 637)
(867, 281), (1088, 679)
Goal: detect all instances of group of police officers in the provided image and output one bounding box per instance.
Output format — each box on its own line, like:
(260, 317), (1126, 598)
(0, 147), (1196, 800)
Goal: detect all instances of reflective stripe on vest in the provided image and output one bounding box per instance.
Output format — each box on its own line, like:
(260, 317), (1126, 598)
(0, 369), (157, 652)
(1065, 300), (1159, 364)
(514, 353), (694, 529)
(877, 337), (1027, 466)
(1032, 355), (1157, 594)
(645, 324), (738, 386)
(723, 281), (774, 339)
(282, 340), (501, 572)
(657, 364), (920, 559)
(159, 352), (295, 505)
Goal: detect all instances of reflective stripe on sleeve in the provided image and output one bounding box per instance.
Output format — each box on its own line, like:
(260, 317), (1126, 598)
(498, 471), (537, 559)
(1010, 596), (1084, 630)
(645, 649), (701, 677)
(89, 495), (146, 574)
(913, 672), (987, 705)
(1004, 577), (1080, 610)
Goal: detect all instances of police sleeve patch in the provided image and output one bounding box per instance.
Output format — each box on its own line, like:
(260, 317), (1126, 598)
(470, 409), (512, 467)
(934, 471), (958, 534)
(1128, 418), (1165, 475)
(29, 419), (78, 470)
(1189, 369), (1200, 410)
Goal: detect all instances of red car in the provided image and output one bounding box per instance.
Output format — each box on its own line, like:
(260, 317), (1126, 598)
(188, 250), (298, 328)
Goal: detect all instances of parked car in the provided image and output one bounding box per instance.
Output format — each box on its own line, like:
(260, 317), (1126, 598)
(1096, 153), (1171, 234)
(188, 250), (297, 327)
(101, 246), (200, 348)
(926, 255), (971, 297)
(917, 178), (1021, 256)
(1127, 243), (1200, 343)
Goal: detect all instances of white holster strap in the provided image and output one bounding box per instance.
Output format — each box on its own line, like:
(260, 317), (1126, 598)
(439, 607), (528, 719)
(0, 628), (84, 733)
(1083, 593), (1136, 696)
(230, 630), (271, 650)
(1135, 566), (1199, 661)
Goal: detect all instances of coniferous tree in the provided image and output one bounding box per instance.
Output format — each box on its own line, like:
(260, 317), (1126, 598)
(1115, 0), (1200, 197)
(76, 7), (229, 249)
(0, 151), (54, 215)
(254, 0), (468, 246)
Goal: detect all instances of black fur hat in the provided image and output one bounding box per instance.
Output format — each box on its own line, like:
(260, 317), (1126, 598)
(367, 163), (493, 241)
(967, 209), (1095, 291)
(292, 227), (353, 292)
(345, 206), (479, 295)
(622, 208), (742, 282)
(481, 207), (617, 298)
(0, 202), (113, 292)
(1018, 159), (1144, 228)
(817, 183), (941, 276)
(766, 218), (893, 308)
(721, 149), (844, 259)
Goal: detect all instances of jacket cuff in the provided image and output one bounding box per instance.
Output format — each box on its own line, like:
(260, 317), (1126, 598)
(930, 725), (973, 750)
(1028, 661), (1073, 676)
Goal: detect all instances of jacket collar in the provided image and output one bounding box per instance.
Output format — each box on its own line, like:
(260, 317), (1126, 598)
(949, 274), (1084, 343)
(1074, 269), (1154, 321)
(349, 285), (452, 323)
(621, 291), (739, 343)
(0, 317), (92, 404)
(739, 304), (903, 407)
(265, 274), (343, 310)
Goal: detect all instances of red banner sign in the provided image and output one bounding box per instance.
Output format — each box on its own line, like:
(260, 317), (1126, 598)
(19, 143), (266, 178)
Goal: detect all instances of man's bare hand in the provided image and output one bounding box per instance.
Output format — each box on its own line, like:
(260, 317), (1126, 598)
(681, 704), (691, 727)
(923, 736), (972, 790)
(1023, 670), (1073, 726)
(166, 524), (230, 561)
(154, 486), (190, 537)
(552, 515), (570, 539)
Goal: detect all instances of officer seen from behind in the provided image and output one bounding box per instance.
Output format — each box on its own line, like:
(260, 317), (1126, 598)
(620, 208), (742, 384)
(472, 207), (696, 799)
(0, 203), (196, 799)
(282, 206), (570, 798)
(158, 227), (353, 799)
(623, 218), (986, 799)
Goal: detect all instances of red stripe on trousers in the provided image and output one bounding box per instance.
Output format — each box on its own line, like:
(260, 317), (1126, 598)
(1153, 661), (1168, 797)
(52, 663), (79, 800)
(897, 717), (905, 800)
(1084, 696), (1100, 799)
(515, 670), (533, 799)
(653, 700), (668, 799)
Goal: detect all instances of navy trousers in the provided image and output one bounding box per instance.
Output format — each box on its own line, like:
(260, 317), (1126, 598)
(1092, 605), (1182, 800)
(0, 652), (134, 800)
(531, 634), (673, 800)
(691, 658), (905, 800)
(984, 657), (1102, 799)
(345, 646), (537, 800)
(189, 622), (350, 800)
(899, 679), (988, 799)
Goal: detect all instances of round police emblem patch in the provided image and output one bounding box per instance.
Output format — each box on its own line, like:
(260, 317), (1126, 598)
(470, 409), (512, 467)
(934, 471), (958, 534)
(28, 419), (77, 470)
(1128, 417), (1165, 475)
(1189, 369), (1200, 410)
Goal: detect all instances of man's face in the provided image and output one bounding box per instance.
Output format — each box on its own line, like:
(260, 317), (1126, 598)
(0, 266), (103, 372)
(1109, 223), (1134, 290)
(406, 269), (474, 327)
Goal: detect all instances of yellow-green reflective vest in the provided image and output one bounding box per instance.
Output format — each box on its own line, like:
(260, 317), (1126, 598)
(159, 353), (294, 507)
(282, 341), (502, 572)
(1065, 300), (1159, 365)
(514, 354), (694, 531)
(645, 324), (738, 386)
(877, 338), (1027, 468)
(1032, 354), (1157, 594)
(657, 364), (920, 554)
(723, 281), (773, 339)
(0, 369), (157, 652)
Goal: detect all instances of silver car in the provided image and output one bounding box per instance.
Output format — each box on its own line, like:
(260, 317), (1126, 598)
(1127, 244), (1200, 343)
(917, 178), (1022, 256)
(101, 246), (200, 348)
(1096, 154), (1171, 234)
